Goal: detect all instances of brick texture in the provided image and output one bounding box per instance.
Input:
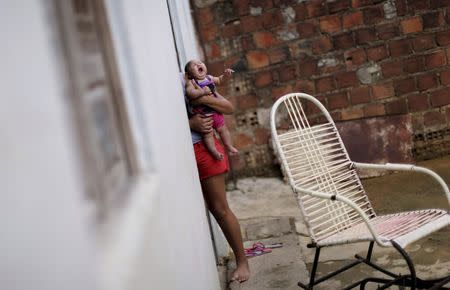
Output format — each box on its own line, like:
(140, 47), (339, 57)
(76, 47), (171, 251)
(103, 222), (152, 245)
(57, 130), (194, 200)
(191, 0), (450, 177)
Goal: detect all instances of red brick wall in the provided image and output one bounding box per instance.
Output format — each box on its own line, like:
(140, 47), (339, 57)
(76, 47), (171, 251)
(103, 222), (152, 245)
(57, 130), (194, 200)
(191, 0), (450, 177)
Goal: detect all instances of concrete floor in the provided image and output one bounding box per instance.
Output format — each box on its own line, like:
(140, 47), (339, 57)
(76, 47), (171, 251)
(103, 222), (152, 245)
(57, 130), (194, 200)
(226, 155), (450, 289)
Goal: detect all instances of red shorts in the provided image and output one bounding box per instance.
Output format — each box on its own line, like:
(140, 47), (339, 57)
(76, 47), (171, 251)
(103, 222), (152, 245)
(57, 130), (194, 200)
(194, 138), (229, 180)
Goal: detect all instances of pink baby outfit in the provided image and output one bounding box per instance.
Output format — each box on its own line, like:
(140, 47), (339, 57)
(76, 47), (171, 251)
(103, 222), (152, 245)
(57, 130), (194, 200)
(191, 75), (225, 129)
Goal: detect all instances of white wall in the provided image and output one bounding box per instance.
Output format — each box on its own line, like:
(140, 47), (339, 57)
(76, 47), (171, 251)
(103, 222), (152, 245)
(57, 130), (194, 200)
(0, 1), (219, 290)
(0, 2), (98, 290)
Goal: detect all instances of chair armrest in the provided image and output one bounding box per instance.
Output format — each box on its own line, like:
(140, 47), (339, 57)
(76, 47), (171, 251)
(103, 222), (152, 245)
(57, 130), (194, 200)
(293, 185), (391, 247)
(353, 162), (450, 207)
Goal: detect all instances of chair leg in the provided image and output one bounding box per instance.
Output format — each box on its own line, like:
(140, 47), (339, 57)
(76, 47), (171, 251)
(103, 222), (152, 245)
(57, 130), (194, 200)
(391, 240), (416, 290)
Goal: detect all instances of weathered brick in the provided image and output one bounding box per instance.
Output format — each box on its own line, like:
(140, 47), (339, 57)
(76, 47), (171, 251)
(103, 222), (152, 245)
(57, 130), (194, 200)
(440, 68), (450, 85)
(273, 0), (297, 6)
(241, 35), (255, 50)
(195, 7), (215, 26)
(251, 0), (274, 10)
(334, 32), (355, 50)
(207, 60), (225, 76)
(233, 133), (254, 150)
(385, 98), (408, 115)
(371, 82), (394, 99)
(254, 71), (273, 88)
(229, 154), (246, 171)
(355, 28), (377, 45)
(416, 73), (438, 91)
(343, 11), (363, 29)
(351, 0), (372, 8)
(344, 49), (367, 69)
(422, 12), (444, 30)
(328, 0), (350, 13)
(295, 79), (315, 95)
(447, 107), (450, 122)
(205, 42), (222, 59)
(278, 64), (297, 82)
(271, 84), (294, 100)
(319, 15), (342, 34)
(389, 39), (411, 57)
(425, 50), (447, 69)
(246, 51), (270, 69)
(401, 17), (423, 34)
(269, 47), (289, 64)
(294, 3), (308, 21)
(306, 0), (327, 18)
(350, 86), (371, 104)
(297, 20), (319, 38)
(403, 56), (425, 73)
(336, 71), (359, 88)
(430, 0), (450, 9)
(238, 94), (258, 110)
(298, 58), (318, 77)
(224, 114), (237, 130)
(327, 92), (349, 110)
(395, 0), (407, 16)
(408, 94), (429, 112)
(424, 110), (446, 127)
(394, 78), (416, 95)
(366, 45), (388, 61)
(254, 127), (270, 145)
(261, 10), (284, 29)
(364, 103), (385, 117)
(447, 8), (450, 24)
(222, 22), (242, 38)
(199, 24), (219, 42)
(341, 107), (364, 120)
(408, 0), (429, 10)
(411, 114), (424, 131)
(241, 16), (262, 33)
(311, 36), (333, 54)
(436, 30), (450, 46)
(315, 76), (336, 93)
(377, 24), (399, 40)
(232, 0), (250, 16)
(412, 35), (436, 52)
(430, 87), (450, 107)
(381, 60), (404, 78)
(363, 6), (384, 24)
(253, 31), (278, 48)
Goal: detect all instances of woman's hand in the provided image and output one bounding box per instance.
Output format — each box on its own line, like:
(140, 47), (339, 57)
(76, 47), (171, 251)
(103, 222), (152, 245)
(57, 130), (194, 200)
(189, 114), (213, 134)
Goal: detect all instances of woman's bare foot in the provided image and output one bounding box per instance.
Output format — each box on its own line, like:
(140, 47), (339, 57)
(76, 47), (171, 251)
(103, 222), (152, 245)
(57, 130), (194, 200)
(231, 259), (250, 283)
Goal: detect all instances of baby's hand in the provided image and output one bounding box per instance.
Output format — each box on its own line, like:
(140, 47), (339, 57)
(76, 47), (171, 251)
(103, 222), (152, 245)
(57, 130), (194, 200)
(223, 68), (234, 77)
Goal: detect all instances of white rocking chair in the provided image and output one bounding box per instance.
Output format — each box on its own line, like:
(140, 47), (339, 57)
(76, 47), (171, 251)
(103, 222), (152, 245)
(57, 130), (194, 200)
(270, 93), (450, 289)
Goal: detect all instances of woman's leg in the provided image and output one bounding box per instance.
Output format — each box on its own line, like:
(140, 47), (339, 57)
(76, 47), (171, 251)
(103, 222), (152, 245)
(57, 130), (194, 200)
(201, 173), (250, 282)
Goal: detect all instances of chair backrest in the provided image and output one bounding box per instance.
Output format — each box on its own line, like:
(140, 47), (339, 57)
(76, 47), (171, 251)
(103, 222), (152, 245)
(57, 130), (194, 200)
(270, 93), (376, 243)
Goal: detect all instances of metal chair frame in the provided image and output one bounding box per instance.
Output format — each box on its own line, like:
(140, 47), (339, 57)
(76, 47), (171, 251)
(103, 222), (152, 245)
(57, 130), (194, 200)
(270, 93), (450, 289)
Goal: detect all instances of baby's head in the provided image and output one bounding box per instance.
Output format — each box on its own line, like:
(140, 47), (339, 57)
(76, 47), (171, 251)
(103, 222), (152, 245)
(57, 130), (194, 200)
(185, 59), (208, 80)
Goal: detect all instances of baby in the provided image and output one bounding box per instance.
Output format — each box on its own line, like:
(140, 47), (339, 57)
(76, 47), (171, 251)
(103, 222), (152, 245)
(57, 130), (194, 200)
(185, 59), (238, 160)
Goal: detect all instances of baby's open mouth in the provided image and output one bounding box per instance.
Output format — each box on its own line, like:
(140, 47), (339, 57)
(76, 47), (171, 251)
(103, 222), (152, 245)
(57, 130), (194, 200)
(198, 67), (204, 72)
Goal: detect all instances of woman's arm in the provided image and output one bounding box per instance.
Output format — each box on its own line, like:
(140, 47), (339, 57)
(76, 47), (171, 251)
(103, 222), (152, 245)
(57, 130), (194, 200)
(192, 93), (234, 114)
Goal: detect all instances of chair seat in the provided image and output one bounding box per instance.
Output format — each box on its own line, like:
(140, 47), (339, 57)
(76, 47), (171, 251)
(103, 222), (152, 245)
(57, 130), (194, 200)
(317, 209), (450, 248)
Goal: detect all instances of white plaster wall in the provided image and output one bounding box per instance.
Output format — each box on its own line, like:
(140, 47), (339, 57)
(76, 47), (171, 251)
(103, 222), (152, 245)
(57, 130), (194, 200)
(102, 1), (220, 289)
(0, 1), (219, 290)
(0, 2), (98, 290)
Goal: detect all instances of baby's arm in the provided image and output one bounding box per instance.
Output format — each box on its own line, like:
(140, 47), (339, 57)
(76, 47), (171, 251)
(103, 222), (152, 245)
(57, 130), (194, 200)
(185, 78), (211, 99)
(211, 68), (234, 85)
